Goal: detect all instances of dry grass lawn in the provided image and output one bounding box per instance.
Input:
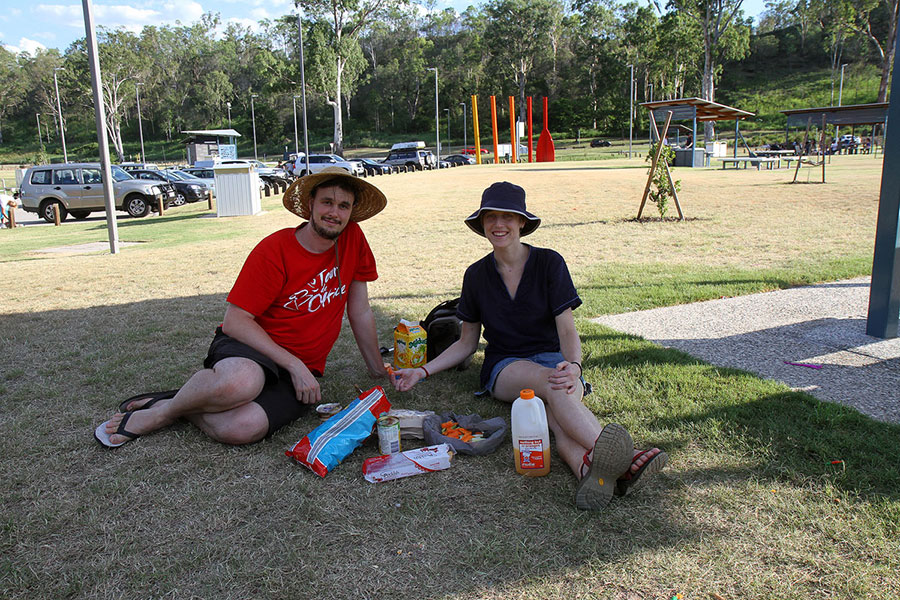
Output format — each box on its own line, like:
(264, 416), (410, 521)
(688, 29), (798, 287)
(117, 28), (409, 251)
(1, 154), (896, 600)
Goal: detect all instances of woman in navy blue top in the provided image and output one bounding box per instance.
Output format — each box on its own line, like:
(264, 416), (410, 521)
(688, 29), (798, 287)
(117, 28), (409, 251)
(392, 182), (666, 510)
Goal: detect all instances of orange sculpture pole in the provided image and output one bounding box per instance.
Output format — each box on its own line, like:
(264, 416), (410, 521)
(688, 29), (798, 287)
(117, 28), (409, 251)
(472, 95), (482, 165)
(490, 95), (499, 164)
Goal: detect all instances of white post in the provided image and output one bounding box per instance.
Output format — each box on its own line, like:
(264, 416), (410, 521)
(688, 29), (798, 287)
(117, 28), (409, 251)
(459, 102), (467, 150)
(427, 67), (439, 166)
(82, 0), (119, 253)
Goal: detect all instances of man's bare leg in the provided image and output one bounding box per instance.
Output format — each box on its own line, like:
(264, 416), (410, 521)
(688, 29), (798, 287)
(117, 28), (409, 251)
(103, 357), (269, 445)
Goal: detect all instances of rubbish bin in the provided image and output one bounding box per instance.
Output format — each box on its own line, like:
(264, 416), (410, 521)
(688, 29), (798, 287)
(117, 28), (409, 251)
(213, 163), (261, 217)
(673, 148), (706, 167)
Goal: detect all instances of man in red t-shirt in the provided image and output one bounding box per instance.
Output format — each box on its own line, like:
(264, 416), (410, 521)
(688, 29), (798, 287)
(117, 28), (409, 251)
(95, 168), (389, 447)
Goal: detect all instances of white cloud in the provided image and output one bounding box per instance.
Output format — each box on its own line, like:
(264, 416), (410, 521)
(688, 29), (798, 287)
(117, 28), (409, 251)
(4, 37), (48, 55)
(37, 1), (206, 31)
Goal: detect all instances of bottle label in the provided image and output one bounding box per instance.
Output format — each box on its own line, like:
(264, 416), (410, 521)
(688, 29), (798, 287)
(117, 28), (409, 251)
(517, 438), (545, 469)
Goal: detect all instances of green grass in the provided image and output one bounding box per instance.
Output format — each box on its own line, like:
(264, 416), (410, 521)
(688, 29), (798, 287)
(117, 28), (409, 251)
(0, 161), (897, 598)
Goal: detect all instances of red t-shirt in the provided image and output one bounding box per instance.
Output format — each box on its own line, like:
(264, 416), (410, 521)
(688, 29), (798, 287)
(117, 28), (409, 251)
(226, 221), (377, 375)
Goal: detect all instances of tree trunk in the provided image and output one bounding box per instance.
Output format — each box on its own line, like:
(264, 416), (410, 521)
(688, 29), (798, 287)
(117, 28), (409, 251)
(332, 55), (345, 156)
(877, 0), (899, 102)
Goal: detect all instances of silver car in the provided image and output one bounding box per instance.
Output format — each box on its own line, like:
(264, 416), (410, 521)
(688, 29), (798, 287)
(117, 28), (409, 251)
(18, 163), (174, 221)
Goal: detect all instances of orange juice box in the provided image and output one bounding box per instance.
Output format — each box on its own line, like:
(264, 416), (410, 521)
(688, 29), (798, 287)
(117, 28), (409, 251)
(393, 319), (427, 369)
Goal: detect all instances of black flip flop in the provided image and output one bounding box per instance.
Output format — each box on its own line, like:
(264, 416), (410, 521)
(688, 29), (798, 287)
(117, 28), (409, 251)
(94, 412), (142, 448)
(118, 389), (180, 413)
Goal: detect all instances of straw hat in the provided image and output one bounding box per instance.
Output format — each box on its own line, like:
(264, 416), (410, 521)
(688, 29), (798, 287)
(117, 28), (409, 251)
(282, 167), (387, 222)
(464, 181), (541, 237)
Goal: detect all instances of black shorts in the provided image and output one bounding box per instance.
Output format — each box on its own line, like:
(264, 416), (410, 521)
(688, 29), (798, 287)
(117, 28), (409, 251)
(203, 327), (310, 437)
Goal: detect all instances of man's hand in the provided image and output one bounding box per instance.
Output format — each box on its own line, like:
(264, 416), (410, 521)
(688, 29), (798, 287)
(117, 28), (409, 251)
(548, 361), (580, 395)
(288, 362), (321, 404)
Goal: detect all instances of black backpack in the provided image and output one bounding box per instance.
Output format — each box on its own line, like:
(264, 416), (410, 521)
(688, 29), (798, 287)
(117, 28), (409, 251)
(420, 298), (471, 371)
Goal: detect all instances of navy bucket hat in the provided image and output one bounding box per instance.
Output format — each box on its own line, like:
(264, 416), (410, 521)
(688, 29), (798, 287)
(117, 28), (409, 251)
(464, 181), (541, 237)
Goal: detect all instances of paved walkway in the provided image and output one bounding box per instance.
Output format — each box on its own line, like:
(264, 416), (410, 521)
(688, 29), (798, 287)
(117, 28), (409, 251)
(593, 277), (900, 424)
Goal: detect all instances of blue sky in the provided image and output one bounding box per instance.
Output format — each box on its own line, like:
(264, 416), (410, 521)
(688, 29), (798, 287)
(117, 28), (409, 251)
(1, 0), (769, 55)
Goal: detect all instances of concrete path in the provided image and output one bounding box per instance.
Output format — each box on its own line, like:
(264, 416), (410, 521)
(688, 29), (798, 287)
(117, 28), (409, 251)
(593, 277), (900, 424)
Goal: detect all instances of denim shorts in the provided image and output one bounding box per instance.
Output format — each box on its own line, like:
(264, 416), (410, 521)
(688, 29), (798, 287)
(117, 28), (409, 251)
(484, 351), (567, 396)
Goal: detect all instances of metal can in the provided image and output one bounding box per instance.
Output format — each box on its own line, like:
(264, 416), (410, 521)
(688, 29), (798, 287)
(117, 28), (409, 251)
(377, 415), (401, 455)
(316, 403), (342, 422)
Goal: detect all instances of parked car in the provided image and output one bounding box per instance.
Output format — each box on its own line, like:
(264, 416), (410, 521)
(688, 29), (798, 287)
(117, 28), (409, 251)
(218, 159), (289, 185)
(130, 169), (210, 205)
(382, 148), (431, 171)
(17, 163), (175, 221)
(293, 154), (364, 177)
(462, 147), (489, 155)
(119, 162), (160, 171)
(356, 158), (393, 175)
(444, 154), (476, 166)
(590, 139), (612, 148)
(181, 167), (216, 194)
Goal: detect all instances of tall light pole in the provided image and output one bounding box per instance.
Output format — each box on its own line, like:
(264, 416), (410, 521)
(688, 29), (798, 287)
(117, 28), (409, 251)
(444, 107), (450, 152)
(627, 64), (634, 158)
(292, 95), (300, 156)
(459, 102), (467, 151)
(226, 101), (232, 127)
(427, 67), (440, 166)
(53, 67), (68, 163)
(297, 11), (310, 175)
(36, 113), (44, 153)
(135, 82), (145, 163)
(250, 93), (259, 160)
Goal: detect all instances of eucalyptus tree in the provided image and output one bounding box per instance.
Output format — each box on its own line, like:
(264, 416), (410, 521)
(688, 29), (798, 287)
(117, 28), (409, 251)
(484, 0), (562, 126)
(0, 47), (28, 145)
(661, 0), (750, 141)
(572, 0), (624, 129)
(847, 0), (899, 102)
(298, 0), (405, 155)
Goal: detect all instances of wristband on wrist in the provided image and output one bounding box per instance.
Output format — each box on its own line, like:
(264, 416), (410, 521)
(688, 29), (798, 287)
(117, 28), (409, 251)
(420, 365), (430, 379)
(571, 361), (583, 377)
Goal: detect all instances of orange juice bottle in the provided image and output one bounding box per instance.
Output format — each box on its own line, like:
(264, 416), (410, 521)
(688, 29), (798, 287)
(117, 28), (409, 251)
(511, 389), (550, 476)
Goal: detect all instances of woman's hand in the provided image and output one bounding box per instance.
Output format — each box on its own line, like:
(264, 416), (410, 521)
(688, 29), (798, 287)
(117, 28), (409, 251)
(548, 361), (581, 395)
(390, 366), (427, 392)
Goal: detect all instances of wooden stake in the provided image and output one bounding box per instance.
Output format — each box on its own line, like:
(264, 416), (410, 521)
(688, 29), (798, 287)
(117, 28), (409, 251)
(53, 203), (61, 226)
(649, 115), (684, 220)
(8, 202), (16, 228)
(207, 190), (214, 211)
(638, 110), (673, 220)
(158, 197), (165, 216)
(792, 117), (811, 183)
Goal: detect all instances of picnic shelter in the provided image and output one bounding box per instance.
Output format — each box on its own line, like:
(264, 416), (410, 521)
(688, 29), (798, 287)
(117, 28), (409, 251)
(641, 98), (755, 167)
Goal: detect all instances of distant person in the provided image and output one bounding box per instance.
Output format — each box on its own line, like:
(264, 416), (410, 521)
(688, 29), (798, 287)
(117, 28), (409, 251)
(0, 193), (15, 228)
(95, 168), (389, 448)
(682, 135), (693, 149)
(390, 182), (667, 510)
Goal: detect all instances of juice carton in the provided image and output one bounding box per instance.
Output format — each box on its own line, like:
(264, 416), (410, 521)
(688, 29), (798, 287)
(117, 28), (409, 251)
(393, 319), (427, 369)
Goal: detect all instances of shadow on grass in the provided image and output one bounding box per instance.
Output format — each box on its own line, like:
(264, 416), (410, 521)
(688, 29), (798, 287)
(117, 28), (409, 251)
(582, 325), (900, 501)
(1, 297), (897, 598)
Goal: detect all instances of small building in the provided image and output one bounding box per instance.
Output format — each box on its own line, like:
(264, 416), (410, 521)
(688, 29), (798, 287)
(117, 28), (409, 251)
(181, 129), (242, 166)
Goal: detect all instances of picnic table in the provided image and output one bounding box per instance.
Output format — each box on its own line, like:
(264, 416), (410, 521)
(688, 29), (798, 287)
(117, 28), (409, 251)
(717, 157), (778, 170)
(718, 154), (799, 170)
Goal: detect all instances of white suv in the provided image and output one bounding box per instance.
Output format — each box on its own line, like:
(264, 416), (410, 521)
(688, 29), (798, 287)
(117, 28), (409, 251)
(293, 154), (364, 177)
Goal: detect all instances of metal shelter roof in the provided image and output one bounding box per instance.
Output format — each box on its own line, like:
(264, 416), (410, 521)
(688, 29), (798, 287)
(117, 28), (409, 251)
(780, 103), (889, 128)
(640, 98), (755, 121)
(181, 129), (242, 137)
